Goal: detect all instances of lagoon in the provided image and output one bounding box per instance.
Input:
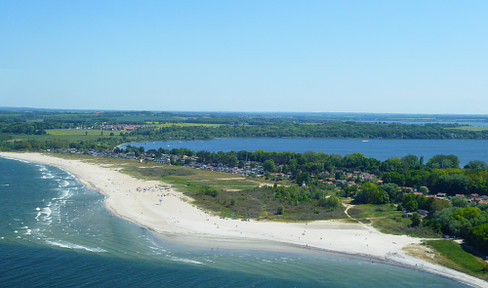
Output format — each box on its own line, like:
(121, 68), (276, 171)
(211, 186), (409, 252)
(127, 138), (488, 167)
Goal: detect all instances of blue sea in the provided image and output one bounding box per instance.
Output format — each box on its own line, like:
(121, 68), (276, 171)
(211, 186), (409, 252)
(0, 157), (471, 287)
(128, 138), (488, 167)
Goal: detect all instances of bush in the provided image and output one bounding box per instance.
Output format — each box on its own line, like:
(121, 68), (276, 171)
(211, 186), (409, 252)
(277, 205), (285, 215)
(200, 186), (219, 197)
(318, 196), (340, 211)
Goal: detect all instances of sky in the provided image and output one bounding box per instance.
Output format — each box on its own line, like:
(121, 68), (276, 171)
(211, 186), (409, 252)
(0, 1), (487, 114)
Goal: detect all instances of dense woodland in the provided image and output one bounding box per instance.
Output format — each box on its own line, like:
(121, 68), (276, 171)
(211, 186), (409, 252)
(2, 110), (488, 142)
(132, 122), (488, 140)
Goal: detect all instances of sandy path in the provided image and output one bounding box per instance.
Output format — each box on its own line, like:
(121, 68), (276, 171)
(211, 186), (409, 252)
(1, 152), (486, 288)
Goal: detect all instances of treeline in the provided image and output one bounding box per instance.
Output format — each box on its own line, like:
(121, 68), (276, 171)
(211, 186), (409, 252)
(352, 181), (488, 253)
(138, 147), (488, 196)
(131, 122), (488, 140)
(0, 121), (66, 135)
(428, 206), (488, 254)
(1, 137), (122, 151)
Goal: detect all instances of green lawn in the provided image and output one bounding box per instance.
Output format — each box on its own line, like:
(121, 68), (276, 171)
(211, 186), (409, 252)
(347, 204), (440, 237)
(150, 122), (221, 128)
(425, 240), (488, 281)
(447, 126), (488, 132)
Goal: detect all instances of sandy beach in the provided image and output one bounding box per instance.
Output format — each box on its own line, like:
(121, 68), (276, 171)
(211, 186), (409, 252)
(1, 152), (486, 288)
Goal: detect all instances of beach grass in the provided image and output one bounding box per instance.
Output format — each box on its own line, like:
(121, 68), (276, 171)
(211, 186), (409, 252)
(50, 153), (347, 221)
(424, 240), (488, 281)
(347, 204), (440, 237)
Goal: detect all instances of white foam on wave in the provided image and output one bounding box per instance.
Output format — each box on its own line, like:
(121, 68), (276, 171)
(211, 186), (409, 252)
(45, 240), (107, 253)
(41, 172), (54, 179)
(60, 180), (70, 188)
(21, 226), (32, 235)
(170, 256), (203, 265)
(35, 207), (52, 225)
(1, 183), (9, 187)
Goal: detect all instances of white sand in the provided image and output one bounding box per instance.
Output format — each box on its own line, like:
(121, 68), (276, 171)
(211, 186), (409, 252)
(1, 152), (486, 288)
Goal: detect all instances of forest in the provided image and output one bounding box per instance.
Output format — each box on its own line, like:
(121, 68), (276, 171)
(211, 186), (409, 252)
(2, 110), (488, 150)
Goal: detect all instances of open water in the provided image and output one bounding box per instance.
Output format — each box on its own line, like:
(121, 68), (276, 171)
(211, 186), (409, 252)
(0, 157), (471, 287)
(129, 138), (488, 167)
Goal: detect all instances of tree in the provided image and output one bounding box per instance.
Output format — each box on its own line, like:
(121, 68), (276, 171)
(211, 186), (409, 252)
(383, 183), (402, 203)
(405, 198), (418, 212)
(427, 155), (459, 169)
(464, 160), (488, 171)
(355, 182), (389, 204)
(411, 212), (421, 227)
(318, 196), (340, 211)
(451, 197), (469, 208)
(382, 172), (406, 186)
(296, 172), (310, 185)
(467, 223), (488, 254)
(263, 159), (275, 173)
(434, 174), (470, 195)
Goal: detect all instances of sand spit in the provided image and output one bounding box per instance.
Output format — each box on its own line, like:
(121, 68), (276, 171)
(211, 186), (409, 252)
(1, 152), (486, 288)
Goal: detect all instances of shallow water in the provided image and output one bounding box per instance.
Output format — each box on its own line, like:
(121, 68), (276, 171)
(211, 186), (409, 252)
(0, 157), (470, 287)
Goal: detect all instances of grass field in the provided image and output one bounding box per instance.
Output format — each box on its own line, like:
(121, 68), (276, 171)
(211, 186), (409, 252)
(347, 204), (440, 237)
(447, 126), (488, 132)
(120, 160), (345, 221)
(425, 240), (488, 281)
(52, 153), (346, 221)
(148, 122), (221, 128)
(46, 129), (123, 136)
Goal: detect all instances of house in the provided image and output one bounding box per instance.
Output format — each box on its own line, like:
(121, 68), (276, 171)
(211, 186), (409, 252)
(417, 209), (429, 216)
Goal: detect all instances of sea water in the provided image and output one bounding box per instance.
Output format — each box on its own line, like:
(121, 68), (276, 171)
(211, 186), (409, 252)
(0, 157), (470, 287)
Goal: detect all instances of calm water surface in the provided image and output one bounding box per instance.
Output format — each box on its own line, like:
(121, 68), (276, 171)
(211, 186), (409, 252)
(129, 138), (488, 166)
(0, 157), (471, 287)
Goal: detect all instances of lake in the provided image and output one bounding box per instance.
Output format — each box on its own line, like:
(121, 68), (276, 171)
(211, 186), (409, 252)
(126, 138), (488, 167)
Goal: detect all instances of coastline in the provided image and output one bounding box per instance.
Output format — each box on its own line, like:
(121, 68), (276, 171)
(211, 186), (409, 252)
(1, 152), (486, 288)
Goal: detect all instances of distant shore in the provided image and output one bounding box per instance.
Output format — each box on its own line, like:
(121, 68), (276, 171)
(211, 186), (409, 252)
(1, 152), (486, 288)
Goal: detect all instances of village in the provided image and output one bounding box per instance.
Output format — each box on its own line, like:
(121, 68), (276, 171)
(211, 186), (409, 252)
(46, 147), (488, 207)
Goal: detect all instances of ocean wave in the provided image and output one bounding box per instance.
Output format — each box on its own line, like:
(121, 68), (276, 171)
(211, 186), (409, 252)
(170, 256), (203, 265)
(35, 207), (52, 224)
(1, 183), (9, 187)
(41, 173), (54, 179)
(45, 240), (108, 253)
(60, 180), (70, 188)
(21, 226), (32, 235)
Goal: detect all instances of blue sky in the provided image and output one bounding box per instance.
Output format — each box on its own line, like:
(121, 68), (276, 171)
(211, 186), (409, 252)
(1, 1), (487, 113)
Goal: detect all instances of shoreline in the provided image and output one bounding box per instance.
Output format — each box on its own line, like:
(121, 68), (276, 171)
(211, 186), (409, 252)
(1, 152), (486, 288)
